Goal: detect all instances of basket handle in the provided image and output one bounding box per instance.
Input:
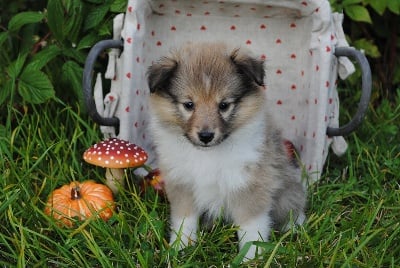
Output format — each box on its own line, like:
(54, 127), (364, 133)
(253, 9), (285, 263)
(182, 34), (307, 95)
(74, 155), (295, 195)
(82, 39), (123, 127)
(327, 47), (372, 137)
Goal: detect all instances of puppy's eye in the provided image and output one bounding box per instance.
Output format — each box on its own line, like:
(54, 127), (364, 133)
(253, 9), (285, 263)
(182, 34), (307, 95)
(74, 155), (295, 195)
(218, 102), (230, 112)
(183, 101), (195, 111)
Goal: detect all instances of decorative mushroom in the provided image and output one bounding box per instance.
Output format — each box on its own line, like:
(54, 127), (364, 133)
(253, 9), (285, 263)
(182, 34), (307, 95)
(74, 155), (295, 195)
(83, 138), (148, 194)
(44, 180), (115, 227)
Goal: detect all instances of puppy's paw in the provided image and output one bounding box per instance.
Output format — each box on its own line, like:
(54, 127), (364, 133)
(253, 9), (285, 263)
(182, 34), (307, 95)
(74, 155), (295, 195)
(169, 231), (197, 250)
(241, 242), (264, 261)
(237, 213), (271, 260)
(281, 211), (306, 232)
(169, 214), (198, 250)
(296, 211), (306, 225)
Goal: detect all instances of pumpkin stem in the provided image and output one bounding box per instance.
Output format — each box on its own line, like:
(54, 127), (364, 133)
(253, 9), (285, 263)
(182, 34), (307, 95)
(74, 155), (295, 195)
(71, 186), (81, 200)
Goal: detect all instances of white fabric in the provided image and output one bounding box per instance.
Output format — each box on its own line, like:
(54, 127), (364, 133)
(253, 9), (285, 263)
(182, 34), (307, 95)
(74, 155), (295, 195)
(94, 0), (355, 183)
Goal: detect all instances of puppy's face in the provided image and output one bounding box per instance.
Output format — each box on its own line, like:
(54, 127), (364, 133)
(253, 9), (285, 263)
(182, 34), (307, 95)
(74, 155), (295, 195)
(148, 43), (266, 148)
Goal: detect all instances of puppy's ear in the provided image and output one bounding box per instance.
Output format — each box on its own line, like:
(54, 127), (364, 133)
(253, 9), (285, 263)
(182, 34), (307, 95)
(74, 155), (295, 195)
(230, 48), (265, 86)
(147, 57), (178, 93)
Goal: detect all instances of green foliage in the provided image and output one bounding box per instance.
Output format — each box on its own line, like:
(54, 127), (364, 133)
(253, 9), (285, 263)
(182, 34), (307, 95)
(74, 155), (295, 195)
(0, 94), (399, 267)
(0, 0), (127, 111)
(331, 0), (400, 22)
(7, 11), (45, 32)
(330, 0), (400, 101)
(1, 0), (399, 111)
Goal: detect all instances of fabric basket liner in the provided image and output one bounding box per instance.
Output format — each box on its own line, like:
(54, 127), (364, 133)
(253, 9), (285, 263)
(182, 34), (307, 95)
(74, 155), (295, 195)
(94, 0), (355, 183)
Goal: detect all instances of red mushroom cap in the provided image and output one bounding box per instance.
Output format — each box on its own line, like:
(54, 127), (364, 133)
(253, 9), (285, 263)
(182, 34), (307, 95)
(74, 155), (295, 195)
(83, 138), (148, 168)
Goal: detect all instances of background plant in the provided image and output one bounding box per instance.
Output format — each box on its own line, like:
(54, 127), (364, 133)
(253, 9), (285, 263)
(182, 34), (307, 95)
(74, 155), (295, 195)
(0, 0), (126, 114)
(1, 0), (399, 110)
(329, 0), (400, 102)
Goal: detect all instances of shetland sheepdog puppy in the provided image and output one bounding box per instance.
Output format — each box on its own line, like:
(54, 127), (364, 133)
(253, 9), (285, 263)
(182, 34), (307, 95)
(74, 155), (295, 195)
(147, 42), (306, 260)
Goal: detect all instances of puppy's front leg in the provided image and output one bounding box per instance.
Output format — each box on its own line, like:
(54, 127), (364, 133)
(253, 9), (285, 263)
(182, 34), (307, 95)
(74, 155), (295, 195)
(166, 183), (198, 249)
(170, 210), (198, 249)
(233, 210), (271, 260)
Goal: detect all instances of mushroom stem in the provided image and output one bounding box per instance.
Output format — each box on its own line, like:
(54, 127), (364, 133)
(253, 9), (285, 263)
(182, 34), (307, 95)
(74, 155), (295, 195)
(105, 168), (125, 194)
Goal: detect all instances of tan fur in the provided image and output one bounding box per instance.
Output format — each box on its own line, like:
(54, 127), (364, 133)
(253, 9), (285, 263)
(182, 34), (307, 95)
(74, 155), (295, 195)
(147, 42), (306, 260)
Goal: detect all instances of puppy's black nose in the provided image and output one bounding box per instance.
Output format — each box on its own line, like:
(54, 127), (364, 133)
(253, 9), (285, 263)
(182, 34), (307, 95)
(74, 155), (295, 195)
(198, 131), (214, 144)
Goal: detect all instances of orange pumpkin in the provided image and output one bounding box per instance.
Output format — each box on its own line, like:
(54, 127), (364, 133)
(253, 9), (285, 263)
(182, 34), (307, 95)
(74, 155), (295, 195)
(44, 181), (115, 227)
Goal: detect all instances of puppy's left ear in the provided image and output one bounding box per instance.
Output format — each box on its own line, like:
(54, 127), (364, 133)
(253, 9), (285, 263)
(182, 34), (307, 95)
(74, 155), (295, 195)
(230, 48), (265, 86)
(147, 57), (178, 93)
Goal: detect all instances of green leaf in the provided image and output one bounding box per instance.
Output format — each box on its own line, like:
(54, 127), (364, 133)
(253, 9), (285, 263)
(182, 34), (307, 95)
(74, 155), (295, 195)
(62, 47), (86, 64)
(61, 61), (82, 89)
(0, 124), (5, 136)
(98, 21), (113, 36)
(0, 80), (13, 106)
(18, 68), (55, 104)
(0, 131), (12, 160)
(77, 33), (102, 50)
(387, 0), (400, 14)
(367, 0), (387, 15)
(47, 0), (66, 41)
(84, 4), (111, 31)
(61, 61), (85, 110)
(8, 11), (44, 32)
(64, 0), (84, 43)
(7, 53), (28, 79)
(28, 45), (61, 70)
(353, 38), (381, 58)
(0, 32), (8, 47)
(345, 5), (372, 23)
(110, 0), (128, 13)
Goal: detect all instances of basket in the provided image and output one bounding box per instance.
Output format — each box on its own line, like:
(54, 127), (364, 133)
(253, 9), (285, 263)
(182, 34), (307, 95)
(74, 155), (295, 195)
(83, 0), (371, 185)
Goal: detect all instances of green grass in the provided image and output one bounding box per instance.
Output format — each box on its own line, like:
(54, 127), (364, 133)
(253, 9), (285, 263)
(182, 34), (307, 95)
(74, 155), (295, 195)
(1, 95), (399, 267)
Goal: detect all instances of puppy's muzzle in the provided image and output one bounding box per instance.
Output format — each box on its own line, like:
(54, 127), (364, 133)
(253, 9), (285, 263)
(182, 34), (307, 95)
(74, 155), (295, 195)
(198, 131), (215, 145)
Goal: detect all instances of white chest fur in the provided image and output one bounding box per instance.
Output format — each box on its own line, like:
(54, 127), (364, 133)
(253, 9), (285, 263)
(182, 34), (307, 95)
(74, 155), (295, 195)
(150, 111), (267, 216)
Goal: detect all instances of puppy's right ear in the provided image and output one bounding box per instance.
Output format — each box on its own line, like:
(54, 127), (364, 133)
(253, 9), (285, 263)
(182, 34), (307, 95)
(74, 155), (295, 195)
(147, 57), (178, 93)
(230, 48), (265, 87)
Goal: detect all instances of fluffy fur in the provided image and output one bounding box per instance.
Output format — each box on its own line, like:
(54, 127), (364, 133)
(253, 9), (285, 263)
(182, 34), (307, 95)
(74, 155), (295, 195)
(147, 42), (306, 260)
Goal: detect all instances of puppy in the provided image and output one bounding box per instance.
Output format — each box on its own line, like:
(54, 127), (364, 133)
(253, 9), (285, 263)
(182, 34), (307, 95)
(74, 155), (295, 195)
(147, 42), (306, 260)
